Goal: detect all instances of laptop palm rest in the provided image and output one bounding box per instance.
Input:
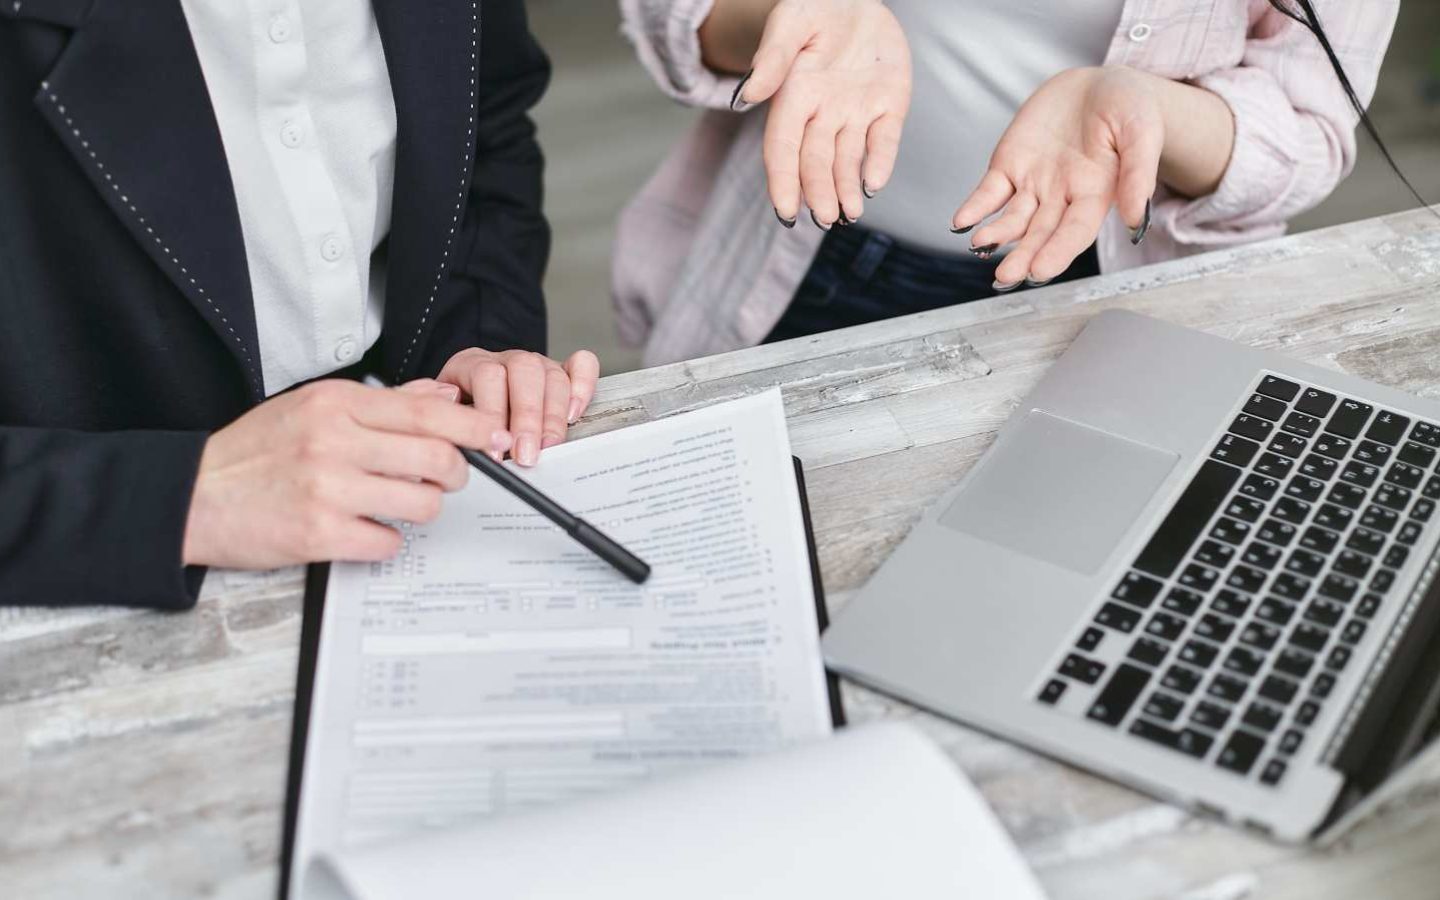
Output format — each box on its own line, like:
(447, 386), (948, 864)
(938, 411), (1177, 576)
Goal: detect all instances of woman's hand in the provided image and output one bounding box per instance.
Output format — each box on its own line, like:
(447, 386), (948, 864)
(952, 66), (1167, 289)
(730, 0), (912, 230)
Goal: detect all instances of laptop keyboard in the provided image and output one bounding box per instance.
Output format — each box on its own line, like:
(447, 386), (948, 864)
(1037, 373), (1440, 788)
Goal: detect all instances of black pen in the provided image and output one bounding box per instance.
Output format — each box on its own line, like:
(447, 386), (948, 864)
(363, 376), (651, 584)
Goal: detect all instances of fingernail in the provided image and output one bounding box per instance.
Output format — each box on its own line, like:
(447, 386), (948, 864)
(541, 432), (563, 450)
(1131, 198), (1152, 246)
(729, 69), (754, 112)
(489, 429), (512, 460)
(567, 398), (583, 424)
(862, 181), (877, 199)
(970, 243), (998, 260)
(992, 279), (1022, 293)
(810, 210), (832, 232)
(950, 224), (974, 235)
(837, 211), (853, 226)
(437, 383), (461, 402)
(516, 434), (539, 467)
(774, 207), (797, 229)
(1024, 277), (1053, 287)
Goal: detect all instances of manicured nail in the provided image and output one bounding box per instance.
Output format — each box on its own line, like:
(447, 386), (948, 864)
(541, 432), (563, 450)
(1024, 277), (1053, 287)
(950, 224), (974, 235)
(489, 429), (512, 462)
(516, 434), (539, 467)
(436, 383), (461, 402)
(993, 279), (1022, 293)
(1131, 198), (1152, 246)
(774, 207), (796, 229)
(837, 211), (853, 226)
(567, 398), (583, 424)
(970, 243), (998, 260)
(729, 69), (754, 112)
(810, 210), (832, 232)
(862, 182), (877, 199)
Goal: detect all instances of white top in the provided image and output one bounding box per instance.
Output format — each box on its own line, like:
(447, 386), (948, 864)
(861, 0), (1125, 255)
(180, 0), (397, 394)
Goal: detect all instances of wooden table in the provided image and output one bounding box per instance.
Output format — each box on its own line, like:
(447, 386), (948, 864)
(5, 207), (1440, 899)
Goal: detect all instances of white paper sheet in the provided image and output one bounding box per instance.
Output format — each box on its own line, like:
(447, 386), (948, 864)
(290, 390), (834, 894)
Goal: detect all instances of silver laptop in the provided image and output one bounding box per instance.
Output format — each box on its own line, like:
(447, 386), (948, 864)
(822, 310), (1440, 842)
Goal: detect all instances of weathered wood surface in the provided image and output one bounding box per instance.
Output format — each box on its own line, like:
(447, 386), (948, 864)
(4, 208), (1440, 899)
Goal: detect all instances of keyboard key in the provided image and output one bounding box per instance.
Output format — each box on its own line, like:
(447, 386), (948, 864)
(1346, 527), (1384, 557)
(1255, 452), (1295, 478)
(1340, 461), (1380, 488)
(1327, 646), (1352, 671)
(1356, 593), (1382, 619)
(1371, 569), (1396, 595)
(1397, 520), (1424, 545)
(1224, 496), (1267, 523)
(1208, 674), (1249, 704)
(1376, 483), (1413, 513)
(1239, 621), (1281, 651)
(1087, 663), (1152, 726)
(1096, 602), (1143, 633)
(1299, 526), (1340, 554)
(1315, 503), (1355, 531)
(1295, 700), (1321, 727)
(1283, 412), (1322, 439)
(1258, 376), (1301, 402)
(1113, 572), (1164, 608)
(1424, 475), (1440, 500)
(1242, 542), (1283, 571)
(1195, 539), (1236, 569)
(1341, 620), (1367, 644)
(1134, 460), (1241, 578)
(1261, 758), (1289, 786)
(1319, 573), (1359, 603)
(1179, 639), (1220, 668)
(1354, 440), (1394, 466)
(1212, 434), (1261, 467)
(1384, 545), (1409, 569)
(1387, 462), (1425, 490)
(1163, 588), (1205, 617)
(1144, 691), (1185, 722)
(1278, 728), (1304, 755)
(1274, 497), (1312, 525)
(1312, 672), (1337, 699)
(1328, 483), (1368, 510)
(1398, 442), (1436, 469)
(1039, 679), (1068, 704)
(1247, 392), (1288, 422)
(1179, 563), (1221, 593)
(1366, 411), (1411, 446)
(1225, 564), (1267, 594)
(1217, 729), (1265, 775)
(1243, 701), (1283, 733)
(1241, 473), (1281, 501)
(1270, 573), (1311, 601)
(1296, 388), (1336, 418)
(1304, 600), (1344, 628)
(1145, 612), (1188, 642)
(1285, 548), (1326, 578)
(1224, 646), (1265, 678)
(1210, 517), (1252, 546)
(1291, 622), (1331, 653)
(1327, 400), (1374, 439)
(1191, 701), (1232, 731)
(1333, 550), (1372, 580)
(1128, 637), (1171, 668)
(1161, 664), (1203, 695)
(1314, 433), (1352, 460)
(1194, 613), (1235, 643)
(1268, 433), (1309, 459)
(1257, 519), (1297, 547)
(1061, 653), (1106, 684)
(1285, 477), (1325, 503)
(1077, 626), (1105, 653)
(1300, 454), (1339, 481)
(1257, 597), (1297, 626)
(1259, 673), (1300, 705)
(1274, 649), (1315, 680)
(1360, 506), (1399, 534)
(1129, 718), (1214, 758)
(1411, 421), (1440, 448)
(1212, 589), (1253, 619)
(1412, 499), (1435, 524)
(1230, 414), (1274, 442)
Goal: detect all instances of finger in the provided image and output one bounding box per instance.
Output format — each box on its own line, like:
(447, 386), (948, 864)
(834, 124), (867, 221)
(348, 382), (504, 460)
(951, 169), (1015, 234)
(541, 367), (571, 450)
(994, 200), (1066, 287)
(398, 378), (461, 402)
(317, 516), (405, 563)
(505, 354), (548, 467)
(737, 5), (809, 107)
(969, 192), (1039, 253)
(763, 89), (811, 222)
(465, 359), (512, 460)
(1116, 122), (1163, 231)
(861, 112), (904, 197)
(1028, 195), (1110, 283)
(347, 430), (469, 492)
(799, 114), (841, 228)
(333, 473), (447, 525)
(563, 350), (600, 424)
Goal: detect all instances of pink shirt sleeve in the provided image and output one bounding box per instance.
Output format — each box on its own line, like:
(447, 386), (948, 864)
(619, 0), (743, 110)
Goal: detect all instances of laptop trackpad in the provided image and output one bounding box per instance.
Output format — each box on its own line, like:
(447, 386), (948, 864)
(939, 411), (1178, 576)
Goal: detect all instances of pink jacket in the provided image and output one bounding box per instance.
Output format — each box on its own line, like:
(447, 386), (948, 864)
(613, 0), (1399, 366)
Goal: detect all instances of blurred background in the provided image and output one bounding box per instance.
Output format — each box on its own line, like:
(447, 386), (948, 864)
(528, 1), (1440, 375)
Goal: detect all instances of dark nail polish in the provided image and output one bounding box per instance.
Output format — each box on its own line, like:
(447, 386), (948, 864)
(950, 224), (974, 235)
(969, 243), (998, 257)
(862, 181), (877, 199)
(774, 207), (796, 229)
(729, 69), (754, 112)
(810, 210), (832, 232)
(1131, 198), (1152, 246)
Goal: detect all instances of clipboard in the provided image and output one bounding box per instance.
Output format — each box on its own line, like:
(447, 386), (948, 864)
(278, 457), (843, 897)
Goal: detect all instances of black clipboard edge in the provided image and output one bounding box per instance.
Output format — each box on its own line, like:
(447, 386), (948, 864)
(278, 458), (841, 897)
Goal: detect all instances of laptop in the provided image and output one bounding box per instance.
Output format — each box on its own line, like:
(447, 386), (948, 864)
(822, 309), (1440, 842)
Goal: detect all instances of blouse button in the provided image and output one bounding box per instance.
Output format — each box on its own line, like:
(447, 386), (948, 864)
(333, 337), (358, 363)
(280, 120), (304, 149)
(268, 15), (292, 43)
(321, 234), (345, 262)
(1128, 23), (1153, 42)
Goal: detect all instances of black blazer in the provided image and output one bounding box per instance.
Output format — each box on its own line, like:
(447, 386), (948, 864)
(0, 0), (551, 608)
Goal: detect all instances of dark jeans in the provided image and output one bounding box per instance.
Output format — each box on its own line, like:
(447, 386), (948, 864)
(764, 224), (1101, 343)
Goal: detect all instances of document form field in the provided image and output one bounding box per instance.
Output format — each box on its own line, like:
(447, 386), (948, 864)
(360, 627), (631, 656)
